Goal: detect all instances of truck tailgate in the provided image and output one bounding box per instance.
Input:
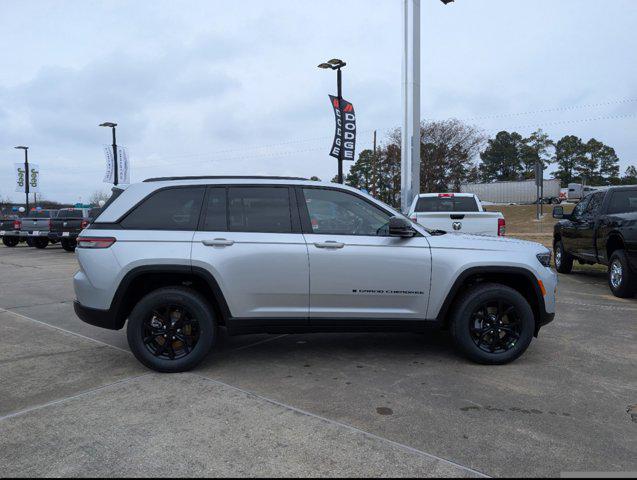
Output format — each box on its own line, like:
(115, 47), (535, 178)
(413, 212), (502, 236)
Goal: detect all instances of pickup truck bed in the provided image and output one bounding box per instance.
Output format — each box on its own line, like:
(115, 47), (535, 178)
(49, 208), (98, 252)
(408, 193), (505, 236)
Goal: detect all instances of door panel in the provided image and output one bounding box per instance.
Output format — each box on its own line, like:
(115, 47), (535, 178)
(304, 233), (431, 319)
(192, 232), (309, 318)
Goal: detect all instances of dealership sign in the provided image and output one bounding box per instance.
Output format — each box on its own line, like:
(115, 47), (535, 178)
(329, 95), (356, 161)
(14, 163), (40, 193)
(103, 145), (130, 185)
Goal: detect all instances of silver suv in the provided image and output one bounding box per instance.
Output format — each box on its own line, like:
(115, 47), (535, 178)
(73, 176), (557, 372)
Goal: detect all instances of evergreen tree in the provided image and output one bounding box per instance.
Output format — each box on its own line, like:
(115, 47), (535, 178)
(479, 131), (524, 181)
(553, 135), (586, 186)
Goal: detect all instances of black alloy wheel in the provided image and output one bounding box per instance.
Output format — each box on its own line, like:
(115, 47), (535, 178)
(142, 305), (201, 361)
(469, 300), (521, 354)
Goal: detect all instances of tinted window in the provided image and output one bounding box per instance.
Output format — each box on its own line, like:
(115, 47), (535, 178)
(59, 209), (84, 218)
(572, 196), (590, 219)
(303, 188), (392, 236)
(415, 196), (479, 212)
(121, 187), (205, 230)
(585, 192), (605, 217)
(202, 188), (227, 231)
(29, 210), (56, 218)
(228, 187), (291, 233)
(608, 190), (637, 214)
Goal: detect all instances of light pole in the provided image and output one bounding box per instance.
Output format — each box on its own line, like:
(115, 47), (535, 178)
(100, 122), (118, 185)
(401, 0), (454, 212)
(14, 146), (29, 214)
(318, 58), (347, 184)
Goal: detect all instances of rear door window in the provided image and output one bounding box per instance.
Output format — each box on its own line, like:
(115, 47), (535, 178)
(228, 187), (292, 233)
(415, 196), (479, 212)
(607, 190), (637, 214)
(121, 187), (205, 230)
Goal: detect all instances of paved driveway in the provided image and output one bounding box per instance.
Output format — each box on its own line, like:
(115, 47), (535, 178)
(1, 243), (635, 477)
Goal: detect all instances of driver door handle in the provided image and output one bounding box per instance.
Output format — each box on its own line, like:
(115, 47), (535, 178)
(202, 238), (235, 247)
(314, 241), (345, 249)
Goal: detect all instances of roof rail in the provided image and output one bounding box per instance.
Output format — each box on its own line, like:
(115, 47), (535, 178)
(143, 175), (309, 183)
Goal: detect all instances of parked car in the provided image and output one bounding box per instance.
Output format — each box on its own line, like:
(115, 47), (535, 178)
(73, 176), (556, 372)
(20, 209), (59, 249)
(49, 208), (100, 252)
(408, 193), (506, 236)
(553, 186), (637, 297)
(0, 215), (23, 247)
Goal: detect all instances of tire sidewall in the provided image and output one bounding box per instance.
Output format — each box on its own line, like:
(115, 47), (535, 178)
(452, 285), (535, 365)
(127, 288), (216, 373)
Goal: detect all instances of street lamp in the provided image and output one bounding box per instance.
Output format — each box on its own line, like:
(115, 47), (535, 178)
(318, 58), (347, 183)
(99, 122), (119, 185)
(14, 146), (30, 213)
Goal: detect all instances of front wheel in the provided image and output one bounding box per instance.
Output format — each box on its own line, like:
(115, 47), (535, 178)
(450, 283), (535, 365)
(554, 240), (573, 274)
(127, 287), (216, 373)
(608, 250), (636, 298)
(2, 236), (19, 247)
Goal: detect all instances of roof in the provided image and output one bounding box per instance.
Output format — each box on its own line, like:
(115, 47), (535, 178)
(144, 175), (308, 183)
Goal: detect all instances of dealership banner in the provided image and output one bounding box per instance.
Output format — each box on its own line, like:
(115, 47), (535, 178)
(103, 146), (130, 185)
(329, 95), (356, 161)
(15, 163), (40, 193)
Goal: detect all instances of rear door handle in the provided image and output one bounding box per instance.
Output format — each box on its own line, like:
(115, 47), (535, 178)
(314, 241), (345, 249)
(202, 238), (235, 247)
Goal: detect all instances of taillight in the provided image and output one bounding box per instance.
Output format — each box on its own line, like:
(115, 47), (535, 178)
(498, 218), (506, 236)
(48, 219), (53, 230)
(13, 219), (21, 230)
(76, 237), (116, 249)
(410, 216), (418, 223)
(80, 219), (89, 229)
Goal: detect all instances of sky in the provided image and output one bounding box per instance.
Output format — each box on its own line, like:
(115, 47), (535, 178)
(1, 0), (636, 204)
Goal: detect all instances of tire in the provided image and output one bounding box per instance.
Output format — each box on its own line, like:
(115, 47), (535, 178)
(26, 237), (34, 247)
(61, 239), (76, 252)
(608, 250), (636, 298)
(33, 237), (49, 249)
(127, 287), (216, 373)
(2, 236), (19, 247)
(450, 283), (535, 365)
(554, 240), (573, 274)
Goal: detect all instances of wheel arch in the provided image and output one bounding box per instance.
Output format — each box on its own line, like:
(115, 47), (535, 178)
(606, 232), (625, 261)
(435, 266), (547, 335)
(109, 265), (231, 330)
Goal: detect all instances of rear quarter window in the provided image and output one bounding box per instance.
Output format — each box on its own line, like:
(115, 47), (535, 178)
(121, 187), (205, 230)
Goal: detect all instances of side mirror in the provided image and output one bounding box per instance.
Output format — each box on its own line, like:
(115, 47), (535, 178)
(388, 216), (416, 238)
(552, 206), (564, 219)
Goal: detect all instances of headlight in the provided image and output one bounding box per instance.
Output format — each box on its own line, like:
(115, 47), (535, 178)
(536, 252), (552, 267)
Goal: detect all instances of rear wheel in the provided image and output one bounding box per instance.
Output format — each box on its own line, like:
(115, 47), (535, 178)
(450, 283), (535, 365)
(61, 239), (76, 252)
(32, 237), (49, 249)
(554, 240), (573, 274)
(26, 237), (34, 247)
(608, 250), (636, 298)
(2, 236), (19, 247)
(127, 287), (216, 373)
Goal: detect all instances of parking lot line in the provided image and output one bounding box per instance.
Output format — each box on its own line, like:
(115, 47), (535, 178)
(0, 305), (489, 477)
(0, 306), (130, 354)
(0, 373), (152, 423)
(191, 373), (491, 478)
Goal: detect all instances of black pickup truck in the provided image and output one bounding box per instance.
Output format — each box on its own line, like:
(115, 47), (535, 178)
(553, 186), (637, 297)
(49, 208), (100, 252)
(0, 215), (23, 247)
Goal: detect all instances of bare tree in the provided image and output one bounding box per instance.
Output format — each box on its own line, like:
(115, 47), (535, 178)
(89, 190), (111, 206)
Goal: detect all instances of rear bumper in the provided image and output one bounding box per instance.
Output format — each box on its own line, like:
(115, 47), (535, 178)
(73, 300), (122, 330)
(49, 232), (79, 240)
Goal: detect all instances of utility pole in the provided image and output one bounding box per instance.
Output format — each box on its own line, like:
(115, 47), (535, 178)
(100, 122), (119, 185)
(14, 146), (29, 214)
(401, 0), (454, 212)
(372, 130), (377, 197)
(318, 59), (347, 183)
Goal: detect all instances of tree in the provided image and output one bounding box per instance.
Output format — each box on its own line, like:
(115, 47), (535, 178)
(621, 165), (637, 185)
(576, 139), (620, 185)
(520, 129), (554, 179)
(89, 190), (111, 206)
(479, 131), (525, 181)
(553, 135), (586, 187)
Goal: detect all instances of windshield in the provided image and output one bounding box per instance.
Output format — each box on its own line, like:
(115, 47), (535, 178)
(415, 196), (479, 212)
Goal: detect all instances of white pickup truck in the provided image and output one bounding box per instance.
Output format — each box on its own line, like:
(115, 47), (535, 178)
(408, 193), (505, 236)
